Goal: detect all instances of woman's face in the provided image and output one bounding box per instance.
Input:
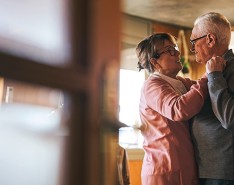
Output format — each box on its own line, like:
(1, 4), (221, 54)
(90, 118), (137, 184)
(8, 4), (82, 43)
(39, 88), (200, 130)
(155, 40), (182, 78)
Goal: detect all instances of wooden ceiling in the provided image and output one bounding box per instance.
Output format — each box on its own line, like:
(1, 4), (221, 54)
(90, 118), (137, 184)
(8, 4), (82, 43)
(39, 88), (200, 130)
(122, 0), (234, 28)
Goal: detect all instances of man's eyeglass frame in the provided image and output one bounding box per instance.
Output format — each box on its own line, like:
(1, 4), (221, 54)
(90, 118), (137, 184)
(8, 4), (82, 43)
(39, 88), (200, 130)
(190, 34), (207, 47)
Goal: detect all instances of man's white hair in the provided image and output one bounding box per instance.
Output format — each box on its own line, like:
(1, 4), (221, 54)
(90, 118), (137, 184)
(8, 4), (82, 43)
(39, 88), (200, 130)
(194, 12), (231, 48)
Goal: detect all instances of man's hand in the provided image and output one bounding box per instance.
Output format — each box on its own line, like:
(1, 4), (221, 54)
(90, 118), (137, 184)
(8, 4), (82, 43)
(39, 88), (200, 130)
(206, 56), (226, 74)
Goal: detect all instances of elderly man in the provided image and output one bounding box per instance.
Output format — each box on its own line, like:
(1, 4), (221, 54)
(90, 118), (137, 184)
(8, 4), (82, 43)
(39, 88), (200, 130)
(190, 12), (234, 185)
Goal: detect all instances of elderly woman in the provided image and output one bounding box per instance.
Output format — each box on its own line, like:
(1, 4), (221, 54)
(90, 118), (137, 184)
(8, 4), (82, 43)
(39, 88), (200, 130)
(136, 33), (207, 185)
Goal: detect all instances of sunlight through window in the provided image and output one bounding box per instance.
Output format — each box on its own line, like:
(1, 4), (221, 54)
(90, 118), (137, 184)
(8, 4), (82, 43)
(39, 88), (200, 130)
(119, 69), (145, 127)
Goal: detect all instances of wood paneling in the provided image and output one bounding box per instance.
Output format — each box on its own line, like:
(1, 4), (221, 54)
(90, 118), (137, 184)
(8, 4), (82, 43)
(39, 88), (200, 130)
(129, 160), (142, 185)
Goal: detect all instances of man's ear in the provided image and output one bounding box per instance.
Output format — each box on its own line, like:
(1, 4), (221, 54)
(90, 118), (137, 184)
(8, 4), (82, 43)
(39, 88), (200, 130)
(207, 33), (216, 47)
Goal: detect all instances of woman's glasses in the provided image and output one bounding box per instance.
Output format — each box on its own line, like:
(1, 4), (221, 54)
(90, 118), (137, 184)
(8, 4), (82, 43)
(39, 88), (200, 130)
(158, 46), (179, 57)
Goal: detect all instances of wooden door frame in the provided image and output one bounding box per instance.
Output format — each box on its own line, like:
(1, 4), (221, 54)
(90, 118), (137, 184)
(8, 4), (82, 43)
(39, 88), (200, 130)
(0, 0), (121, 184)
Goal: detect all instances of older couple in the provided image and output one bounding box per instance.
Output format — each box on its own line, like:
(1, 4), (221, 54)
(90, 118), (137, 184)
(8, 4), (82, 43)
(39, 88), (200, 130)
(137, 12), (234, 185)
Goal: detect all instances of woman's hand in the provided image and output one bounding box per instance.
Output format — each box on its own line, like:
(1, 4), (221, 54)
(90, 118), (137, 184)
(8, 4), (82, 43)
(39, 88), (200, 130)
(206, 56), (226, 74)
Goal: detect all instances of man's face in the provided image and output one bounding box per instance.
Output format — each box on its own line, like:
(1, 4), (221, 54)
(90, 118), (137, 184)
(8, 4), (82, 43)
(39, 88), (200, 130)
(190, 26), (212, 64)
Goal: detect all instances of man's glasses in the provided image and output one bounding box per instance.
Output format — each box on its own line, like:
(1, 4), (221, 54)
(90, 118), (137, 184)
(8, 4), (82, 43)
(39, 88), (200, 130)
(190, 34), (207, 47)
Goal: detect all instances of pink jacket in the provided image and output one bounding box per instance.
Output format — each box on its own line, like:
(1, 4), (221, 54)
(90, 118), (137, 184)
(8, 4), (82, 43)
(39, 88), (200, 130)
(139, 74), (207, 185)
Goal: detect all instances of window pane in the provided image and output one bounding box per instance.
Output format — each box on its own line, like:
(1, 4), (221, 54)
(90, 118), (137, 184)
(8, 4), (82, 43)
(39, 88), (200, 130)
(230, 31), (234, 50)
(0, 79), (67, 185)
(119, 69), (145, 127)
(0, 0), (70, 66)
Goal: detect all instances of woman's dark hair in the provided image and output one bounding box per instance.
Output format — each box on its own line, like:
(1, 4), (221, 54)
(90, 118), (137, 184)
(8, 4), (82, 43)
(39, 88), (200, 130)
(136, 33), (176, 73)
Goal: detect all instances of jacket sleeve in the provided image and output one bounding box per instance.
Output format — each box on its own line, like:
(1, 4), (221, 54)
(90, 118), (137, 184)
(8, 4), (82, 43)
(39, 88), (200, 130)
(144, 76), (208, 121)
(208, 71), (234, 129)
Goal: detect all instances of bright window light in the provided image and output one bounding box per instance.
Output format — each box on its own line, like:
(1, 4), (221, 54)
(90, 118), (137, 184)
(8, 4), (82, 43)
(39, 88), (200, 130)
(230, 31), (234, 50)
(119, 69), (145, 127)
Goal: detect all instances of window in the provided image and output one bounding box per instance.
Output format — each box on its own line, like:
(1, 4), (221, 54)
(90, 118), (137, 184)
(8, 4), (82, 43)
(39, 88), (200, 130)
(229, 31), (234, 50)
(118, 16), (152, 149)
(119, 69), (144, 127)
(118, 46), (146, 149)
(0, 0), (122, 184)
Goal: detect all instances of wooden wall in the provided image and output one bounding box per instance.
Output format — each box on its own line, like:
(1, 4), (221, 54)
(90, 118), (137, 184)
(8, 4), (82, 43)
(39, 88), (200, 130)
(129, 160), (142, 185)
